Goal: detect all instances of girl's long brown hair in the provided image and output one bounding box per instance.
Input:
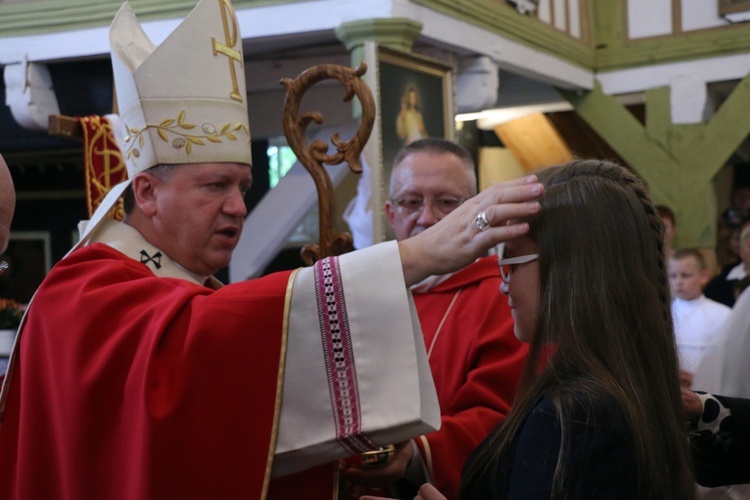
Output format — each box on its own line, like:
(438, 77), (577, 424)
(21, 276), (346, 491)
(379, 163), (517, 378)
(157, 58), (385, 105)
(461, 160), (694, 499)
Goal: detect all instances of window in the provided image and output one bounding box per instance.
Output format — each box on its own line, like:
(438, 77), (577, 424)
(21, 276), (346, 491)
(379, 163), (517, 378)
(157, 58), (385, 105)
(267, 143), (297, 188)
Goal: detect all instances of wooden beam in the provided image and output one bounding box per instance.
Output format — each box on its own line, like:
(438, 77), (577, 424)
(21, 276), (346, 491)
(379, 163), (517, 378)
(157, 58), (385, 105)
(493, 113), (573, 172)
(48, 83), (116, 141)
(48, 115), (83, 141)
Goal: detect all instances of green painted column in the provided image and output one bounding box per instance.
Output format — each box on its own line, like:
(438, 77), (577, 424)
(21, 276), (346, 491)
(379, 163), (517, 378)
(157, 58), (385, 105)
(335, 18), (422, 69)
(333, 19), (422, 243)
(560, 73), (750, 249)
(335, 18), (422, 117)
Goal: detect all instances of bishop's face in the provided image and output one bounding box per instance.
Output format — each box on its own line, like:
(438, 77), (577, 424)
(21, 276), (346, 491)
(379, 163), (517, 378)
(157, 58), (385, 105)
(149, 162), (251, 276)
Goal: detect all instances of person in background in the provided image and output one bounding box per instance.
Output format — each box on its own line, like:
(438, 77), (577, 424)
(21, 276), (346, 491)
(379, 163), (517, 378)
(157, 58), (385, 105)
(716, 183), (750, 272)
(715, 220), (742, 272)
(706, 224), (750, 307)
(723, 221), (745, 271)
(721, 184), (750, 227)
(0, 153), (15, 255)
(687, 279), (750, 497)
(669, 248), (731, 388)
(656, 204), (677, 259)
(0, 2), (545, 499)
(0, 152), (16, 374)
(340, 139), (528, 499)
(682, 388), (750, 488)
(366, 159), (696, 500)
(733, 275), (750, 301)
(692, 258), (750, 401)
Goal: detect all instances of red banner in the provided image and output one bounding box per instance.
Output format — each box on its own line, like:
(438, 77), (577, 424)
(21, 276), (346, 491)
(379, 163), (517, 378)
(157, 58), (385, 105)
(79, 115), (127, 219)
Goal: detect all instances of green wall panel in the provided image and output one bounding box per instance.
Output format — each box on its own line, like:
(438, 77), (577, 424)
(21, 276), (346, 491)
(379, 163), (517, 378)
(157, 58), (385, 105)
(591, 0), (750, 71)
(3, 0), (750, 76)
(411, 0), (593, 69)
(0, 0), (303, 37)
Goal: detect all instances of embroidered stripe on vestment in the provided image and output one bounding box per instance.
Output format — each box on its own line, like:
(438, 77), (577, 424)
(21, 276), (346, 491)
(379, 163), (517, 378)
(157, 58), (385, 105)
(314, 257), (376, 455)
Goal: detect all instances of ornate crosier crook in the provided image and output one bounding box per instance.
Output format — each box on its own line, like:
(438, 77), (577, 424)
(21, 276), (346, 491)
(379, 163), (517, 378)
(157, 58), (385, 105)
(280, 62), (376, 265)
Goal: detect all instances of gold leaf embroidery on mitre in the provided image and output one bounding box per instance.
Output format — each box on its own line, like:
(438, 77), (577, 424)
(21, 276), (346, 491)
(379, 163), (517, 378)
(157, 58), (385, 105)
(123, 111), (250, 160)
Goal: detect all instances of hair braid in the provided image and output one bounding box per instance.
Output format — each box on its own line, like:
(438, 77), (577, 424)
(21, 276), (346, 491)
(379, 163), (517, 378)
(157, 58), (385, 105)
(559, 161), (671, 321)
(619, 169), (672, 321)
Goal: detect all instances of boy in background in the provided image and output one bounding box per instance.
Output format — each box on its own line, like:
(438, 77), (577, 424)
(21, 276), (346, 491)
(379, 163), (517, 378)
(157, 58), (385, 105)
(669, 248), (732, 387)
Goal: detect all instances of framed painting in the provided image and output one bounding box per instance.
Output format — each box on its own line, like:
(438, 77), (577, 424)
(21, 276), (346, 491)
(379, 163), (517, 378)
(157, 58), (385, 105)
(378, 46), (454, 185)
(720, 0), (750, 21)
(720, 0), (750, 14)
(374, 45), (454, 240)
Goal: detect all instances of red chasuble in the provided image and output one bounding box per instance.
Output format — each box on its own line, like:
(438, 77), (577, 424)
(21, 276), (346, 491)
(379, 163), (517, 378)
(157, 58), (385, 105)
(0, 244), (295, 499)
(412, 256), (528, 500)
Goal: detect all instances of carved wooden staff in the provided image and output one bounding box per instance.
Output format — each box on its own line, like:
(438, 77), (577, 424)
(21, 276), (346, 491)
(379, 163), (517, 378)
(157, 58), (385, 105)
(280, 62), (375, 265)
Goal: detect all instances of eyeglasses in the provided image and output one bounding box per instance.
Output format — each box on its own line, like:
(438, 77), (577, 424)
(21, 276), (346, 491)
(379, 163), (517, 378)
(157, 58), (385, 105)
(390, 195), (465, 218)
(497, 253), (539, 285)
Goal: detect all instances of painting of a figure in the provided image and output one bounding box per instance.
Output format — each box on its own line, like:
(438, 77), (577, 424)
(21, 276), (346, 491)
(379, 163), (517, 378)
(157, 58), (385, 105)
(378, 47), (453, 189)
(396, 85), (428, 146)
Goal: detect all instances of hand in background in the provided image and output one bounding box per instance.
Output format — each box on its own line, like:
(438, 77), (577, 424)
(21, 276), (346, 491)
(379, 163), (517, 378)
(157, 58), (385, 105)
(681, 386), (703, 420)
(679, 369), (693, 388)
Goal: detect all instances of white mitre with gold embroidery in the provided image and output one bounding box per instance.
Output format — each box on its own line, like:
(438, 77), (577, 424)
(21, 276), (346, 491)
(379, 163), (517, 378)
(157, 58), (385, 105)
(77, 0), (251, 247)
(111, 0), (251, 172)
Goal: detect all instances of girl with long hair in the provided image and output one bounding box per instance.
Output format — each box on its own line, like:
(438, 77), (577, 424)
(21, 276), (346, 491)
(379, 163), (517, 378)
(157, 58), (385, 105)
(458, 160), (695, 499)
(365, 160), (695, 499)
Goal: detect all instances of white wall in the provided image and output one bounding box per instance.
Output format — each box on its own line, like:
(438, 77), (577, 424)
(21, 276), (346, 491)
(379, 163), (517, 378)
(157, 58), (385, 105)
(628, 0), (731, 39)
(628, 0), (672, 38)
(682, 0), (729, 31)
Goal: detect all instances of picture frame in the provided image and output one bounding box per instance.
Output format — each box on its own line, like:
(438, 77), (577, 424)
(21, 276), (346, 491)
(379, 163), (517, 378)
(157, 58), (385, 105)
(720, 0), (750, 14)
(375, 45), (454, 240)
(0, 231), (52, 304)
(720, 0), (750, 21)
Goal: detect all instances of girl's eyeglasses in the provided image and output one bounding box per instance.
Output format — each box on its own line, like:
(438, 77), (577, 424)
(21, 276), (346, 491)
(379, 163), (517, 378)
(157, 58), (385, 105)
(497, 253), (539, 284)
